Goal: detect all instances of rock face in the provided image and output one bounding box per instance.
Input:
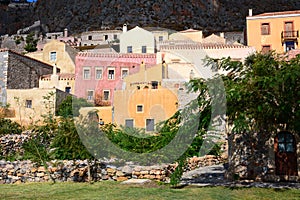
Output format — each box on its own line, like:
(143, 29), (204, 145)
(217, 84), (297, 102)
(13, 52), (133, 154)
(1, 0), (300, 35)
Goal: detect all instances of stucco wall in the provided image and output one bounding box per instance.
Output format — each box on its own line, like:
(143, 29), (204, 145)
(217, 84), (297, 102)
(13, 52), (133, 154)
(120, 26), (155, 53)
(247, 14), (300, 53)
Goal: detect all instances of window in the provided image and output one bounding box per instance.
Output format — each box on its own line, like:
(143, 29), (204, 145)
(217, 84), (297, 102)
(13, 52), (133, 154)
(137, 105), (143, 112)
(142, 46), (147, 53)
(65, 87), (71, 93)
(146, 119), (155, 131)
(108, 68), (115, 80)
(88, 35), (92, 40)
(121, 68), (129, 79)
(278, 132), (295, 152)
(285, 41), (295, 52)
(95, 67), (103, 80)
(159, 36), (163, 42)
(262, 45), (271, 54)
(103, 90), (110, 100)
(125, 119), (134, 128)
(50, 52), (57, 62)
(261, 23), (270, 35)
(127, 46), (132, 53)
(25, 100), (32, 108)
(104, 35), (108, 40)
(83, 67), (91, 80)
(87, 90), (94, 101)
(113, 34), (117, 40)
(151, 81), (158, 89)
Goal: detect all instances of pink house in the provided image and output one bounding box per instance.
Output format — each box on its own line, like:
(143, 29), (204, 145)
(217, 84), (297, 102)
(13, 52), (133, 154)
(75, 52), (156, 105)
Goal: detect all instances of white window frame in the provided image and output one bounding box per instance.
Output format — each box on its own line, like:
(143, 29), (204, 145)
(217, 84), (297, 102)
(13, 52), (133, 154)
(95, 67), (103, 80)
(121, 68), (129, 79)
(125, 119), (134, 128)
(86, 90), (95, 101)
(49, 51), (57, 62)
(136, 104), (143, 113)
(146, 118), (155, 132)
(83, 67), (91, 80)
(87, 90), (94, 101)
(107, 67), (115, 80)
(103, 90), (110, 101)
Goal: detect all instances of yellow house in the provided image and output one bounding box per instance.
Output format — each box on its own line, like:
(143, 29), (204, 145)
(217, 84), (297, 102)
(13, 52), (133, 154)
(6, 88), (70, 126)
(113, 63), (178, 131)
(26, 40), (78, 74)
(247, 10), (300, 53)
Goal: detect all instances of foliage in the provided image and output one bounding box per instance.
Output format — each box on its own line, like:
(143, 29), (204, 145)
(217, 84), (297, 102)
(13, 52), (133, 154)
(50, 118), (93, 160)
(24, 32), (38, 52)
(0, 118), (23, 135)
(56, 96), (93, 118)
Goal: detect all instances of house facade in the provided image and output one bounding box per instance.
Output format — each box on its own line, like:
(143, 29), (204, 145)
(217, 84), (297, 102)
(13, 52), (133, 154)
(26, 39), (78, 74)
(74, 52), (157, 105)
(80, 30), (122, 47)
(247, 10), (300, 53)
(120, 26), (155, 53)
(113, 63), (178, 130)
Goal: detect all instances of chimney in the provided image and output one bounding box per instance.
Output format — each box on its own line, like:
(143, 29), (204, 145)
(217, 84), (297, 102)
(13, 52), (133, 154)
(64, 28), (68, 37)
(249, 9), (253, 17)
(123, 24), (127, 33)
(220, 32), (224, 38)
(51, 64), (59, 88)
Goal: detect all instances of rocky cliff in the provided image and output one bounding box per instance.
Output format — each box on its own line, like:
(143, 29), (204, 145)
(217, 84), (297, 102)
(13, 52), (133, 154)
(1, 0), (300, 36)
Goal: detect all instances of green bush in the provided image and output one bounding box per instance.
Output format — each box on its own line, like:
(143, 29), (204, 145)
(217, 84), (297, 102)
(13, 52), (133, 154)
(0, 118), (22, 135)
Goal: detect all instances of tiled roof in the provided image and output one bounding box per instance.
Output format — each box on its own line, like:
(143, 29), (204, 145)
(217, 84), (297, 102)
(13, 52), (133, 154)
(40, 73), (75, 80)
(251, 10), (300, 17)
(77, 52), (156, 58)
(180, 29), (201, 33)
(160, 42), (250, 50)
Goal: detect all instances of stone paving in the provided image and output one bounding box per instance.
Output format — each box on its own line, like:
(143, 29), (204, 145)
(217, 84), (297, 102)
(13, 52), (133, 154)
(180, 164), (300, 189)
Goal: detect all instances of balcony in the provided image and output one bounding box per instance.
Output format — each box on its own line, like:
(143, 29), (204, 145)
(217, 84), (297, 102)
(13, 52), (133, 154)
(281, 30), (299, 41)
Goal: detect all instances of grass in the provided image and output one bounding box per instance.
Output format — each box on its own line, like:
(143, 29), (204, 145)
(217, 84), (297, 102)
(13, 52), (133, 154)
(0, 181), (299, 200)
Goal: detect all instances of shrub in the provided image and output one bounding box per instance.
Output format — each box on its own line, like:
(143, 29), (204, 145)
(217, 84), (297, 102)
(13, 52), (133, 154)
(0, 118), (22, 135)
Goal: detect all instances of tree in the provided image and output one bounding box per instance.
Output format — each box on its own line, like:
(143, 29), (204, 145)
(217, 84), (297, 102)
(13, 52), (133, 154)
(188, 52), (300, 179)
(24, 32), (38, 52)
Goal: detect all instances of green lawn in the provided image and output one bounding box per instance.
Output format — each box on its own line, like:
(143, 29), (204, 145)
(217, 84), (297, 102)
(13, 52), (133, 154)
(0, 181), (299, 200)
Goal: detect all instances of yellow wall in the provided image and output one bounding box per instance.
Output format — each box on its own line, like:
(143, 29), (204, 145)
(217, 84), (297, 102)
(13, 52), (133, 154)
(114, 88), (178, 129)
(247, 14), (300, 53)
(39, 76), (75, 95)
(6, 88), (58, 126)
(113, 63), (177, 129)
(26, 40), (77, 73)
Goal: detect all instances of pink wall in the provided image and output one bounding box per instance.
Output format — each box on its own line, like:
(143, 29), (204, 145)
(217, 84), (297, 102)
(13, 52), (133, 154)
(75, 53), (156, 105)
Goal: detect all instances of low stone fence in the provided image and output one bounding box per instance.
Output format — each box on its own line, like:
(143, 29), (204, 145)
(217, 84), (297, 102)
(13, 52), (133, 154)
(0, 155), (226, 184)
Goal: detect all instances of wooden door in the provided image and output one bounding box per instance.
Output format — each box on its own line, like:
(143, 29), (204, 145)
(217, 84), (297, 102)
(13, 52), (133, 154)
(284, 22), (294, 37)
(274, 131), (298, 176)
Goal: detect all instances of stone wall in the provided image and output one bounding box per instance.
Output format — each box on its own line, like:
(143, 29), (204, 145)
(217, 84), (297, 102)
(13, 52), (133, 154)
(0, 133), (226, 184)
(7, 50), (54, 89)
(0, 155), (225, 184)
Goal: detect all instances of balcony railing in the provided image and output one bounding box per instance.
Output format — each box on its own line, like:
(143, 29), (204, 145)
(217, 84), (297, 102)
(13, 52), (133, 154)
(281, 30), (299, 40)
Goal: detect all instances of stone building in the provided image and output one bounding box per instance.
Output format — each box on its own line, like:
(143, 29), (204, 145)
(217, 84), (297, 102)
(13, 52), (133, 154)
(0, 49), (70, 125)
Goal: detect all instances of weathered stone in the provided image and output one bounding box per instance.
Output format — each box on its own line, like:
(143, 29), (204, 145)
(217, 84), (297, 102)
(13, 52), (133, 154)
(121, 166), (133, 175)
(140, 171), (148, 175)
(121, 179), (151, 184)
(116, 176), (128, 182)
(31, 168), (37, 173)
(36, 173), (45, 177)
(116, 171), (125, 177)
(107, 168), (116, 174)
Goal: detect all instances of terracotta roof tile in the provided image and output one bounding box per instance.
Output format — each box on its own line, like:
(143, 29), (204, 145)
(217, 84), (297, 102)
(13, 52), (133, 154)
(252, 10), (300, 17)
